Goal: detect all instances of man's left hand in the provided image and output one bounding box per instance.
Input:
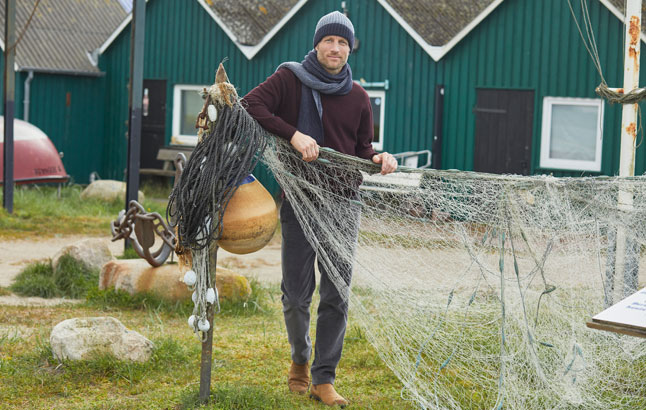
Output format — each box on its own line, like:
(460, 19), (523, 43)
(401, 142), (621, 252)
(372, 152), (398, 175)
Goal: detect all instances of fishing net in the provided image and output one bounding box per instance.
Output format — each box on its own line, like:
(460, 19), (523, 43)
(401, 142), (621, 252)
(261, 138), (646, 409)
(167, 78), (267, 337)
(172, 73), (646, 408)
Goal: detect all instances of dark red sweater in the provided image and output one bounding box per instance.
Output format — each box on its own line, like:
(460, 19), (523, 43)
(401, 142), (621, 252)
(243, 68), (377, 160)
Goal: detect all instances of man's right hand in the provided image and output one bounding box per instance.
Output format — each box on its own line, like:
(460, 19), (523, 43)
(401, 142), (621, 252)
(290, 131), (319, 162)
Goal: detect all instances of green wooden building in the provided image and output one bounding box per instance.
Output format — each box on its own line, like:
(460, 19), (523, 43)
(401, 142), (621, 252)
(3, 0), (646, 189)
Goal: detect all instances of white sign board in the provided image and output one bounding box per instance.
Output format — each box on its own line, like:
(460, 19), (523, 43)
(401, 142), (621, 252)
(592, 287), (646, 330)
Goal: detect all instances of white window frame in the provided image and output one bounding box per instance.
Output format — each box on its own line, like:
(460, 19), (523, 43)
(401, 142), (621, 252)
(172, 84), (207, 146)
(540, 97), (604, 172)
(366, 89), (386, 151)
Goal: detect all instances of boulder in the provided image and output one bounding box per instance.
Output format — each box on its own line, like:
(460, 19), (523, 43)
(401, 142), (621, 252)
(80, 180), (145, 203)
(52, 238), (114, 273)
(50, 316), (153, 362)
(99, 259), (252, 302)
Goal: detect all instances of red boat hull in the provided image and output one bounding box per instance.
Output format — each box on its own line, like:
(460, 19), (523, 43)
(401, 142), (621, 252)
(0, 118), (69, 184)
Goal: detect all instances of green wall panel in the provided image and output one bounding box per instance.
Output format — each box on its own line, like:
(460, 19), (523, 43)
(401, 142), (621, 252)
(24, 73), (105, 183)
(438, 0), (646, 177)
(99, 0), (437, 193)
(94, 0), (646, 190)
(0, 66), (104, 184)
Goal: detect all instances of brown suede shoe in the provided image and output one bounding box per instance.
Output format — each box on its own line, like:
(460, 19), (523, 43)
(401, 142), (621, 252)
(288, 362), (310, 394)
(310, 383), (348, 407)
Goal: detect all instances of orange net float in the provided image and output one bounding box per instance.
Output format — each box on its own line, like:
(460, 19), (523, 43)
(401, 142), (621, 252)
(217, 174), (278, 254)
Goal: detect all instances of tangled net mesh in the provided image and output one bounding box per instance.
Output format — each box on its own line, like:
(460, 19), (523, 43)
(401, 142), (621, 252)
(174, 76), (646, 407)
(259, 134), (646, 409)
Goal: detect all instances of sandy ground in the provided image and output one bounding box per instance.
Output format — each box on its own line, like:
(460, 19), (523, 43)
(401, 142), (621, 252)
(0, 234), (283, 306)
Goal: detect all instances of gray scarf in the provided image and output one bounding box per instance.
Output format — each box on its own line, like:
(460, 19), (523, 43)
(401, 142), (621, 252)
(277, 50), (353, 144)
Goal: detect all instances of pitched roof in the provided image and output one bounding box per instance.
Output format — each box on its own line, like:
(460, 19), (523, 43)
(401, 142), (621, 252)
(197, 0), (308, 59)
(376, 0), (503, 61)
(0, 0), (128, 75)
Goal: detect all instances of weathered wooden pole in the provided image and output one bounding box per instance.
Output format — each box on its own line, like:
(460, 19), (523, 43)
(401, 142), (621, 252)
(199, 245), (218, 403)
(125, 0), (146, 250)
(612, 0), (642, 304)
(3, 0), (15, 213)
(197, 64), (230, 404)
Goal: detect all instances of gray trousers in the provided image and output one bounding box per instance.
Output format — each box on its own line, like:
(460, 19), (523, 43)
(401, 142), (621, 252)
(280, 200), (357, 385)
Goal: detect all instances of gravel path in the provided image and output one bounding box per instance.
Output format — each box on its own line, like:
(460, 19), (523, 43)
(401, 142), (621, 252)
(0, 234), (283, 306)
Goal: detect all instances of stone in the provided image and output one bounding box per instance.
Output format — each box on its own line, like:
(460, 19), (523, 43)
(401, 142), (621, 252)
(50, 316), (153, 362)
(52, 238), (114, 273)
(99, 259), (252, 302)
(80, 180), (145, 203)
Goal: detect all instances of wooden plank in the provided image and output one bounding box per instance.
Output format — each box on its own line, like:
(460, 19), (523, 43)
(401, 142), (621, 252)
(587, 287), (646, 338)
(139, 168), (176, 177)
(586, 320), (646, 339)
(157, 146), (193, 161)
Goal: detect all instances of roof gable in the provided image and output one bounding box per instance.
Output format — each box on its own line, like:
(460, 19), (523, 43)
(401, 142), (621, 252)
(376, 0), (504, 61)
(197, 0), (308, 60)
(0, 0), (128, 75)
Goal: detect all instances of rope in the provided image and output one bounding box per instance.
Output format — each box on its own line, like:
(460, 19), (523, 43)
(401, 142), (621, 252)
(596, 82), (646, 104)
(167, 88), (268, 251)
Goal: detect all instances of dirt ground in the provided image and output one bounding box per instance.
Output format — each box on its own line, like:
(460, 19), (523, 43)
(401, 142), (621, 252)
(0, 234), (283, 306)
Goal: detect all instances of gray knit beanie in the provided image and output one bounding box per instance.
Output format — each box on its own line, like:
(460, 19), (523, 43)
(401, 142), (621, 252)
(313, 11), (355, 52)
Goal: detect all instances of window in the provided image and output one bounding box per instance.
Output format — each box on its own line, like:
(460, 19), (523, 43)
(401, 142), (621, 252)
(540, 97), (604, 172)
(172, 85), (207, 146)
(366, 90), (386, 151)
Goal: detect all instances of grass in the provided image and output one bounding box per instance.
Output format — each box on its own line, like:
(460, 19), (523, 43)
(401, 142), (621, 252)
(0, 182), (407, 408)
(82, 278), (274, 318)
(0, 184), (168, 238)
(0, 291), (411, 409)
(10, 255), (99, 299)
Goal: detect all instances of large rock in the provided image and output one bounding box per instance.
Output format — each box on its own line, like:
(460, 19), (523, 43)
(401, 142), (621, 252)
(50, 316), (153, 362)
(99, 259), (252, 302)
(52, 238), (114, 273)
(80, 180), (145, 203)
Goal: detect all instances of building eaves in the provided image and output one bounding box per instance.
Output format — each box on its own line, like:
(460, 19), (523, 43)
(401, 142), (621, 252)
(197, 0), (308, 60)
(376, 0), (503, 62)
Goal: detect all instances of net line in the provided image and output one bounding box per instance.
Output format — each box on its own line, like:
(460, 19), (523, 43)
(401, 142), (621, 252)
(260, 133), (646, 409)
(170, 75), (646, 407)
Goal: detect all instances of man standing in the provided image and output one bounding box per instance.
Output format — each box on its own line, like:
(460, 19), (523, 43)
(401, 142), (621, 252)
(244, 11), (397, 406)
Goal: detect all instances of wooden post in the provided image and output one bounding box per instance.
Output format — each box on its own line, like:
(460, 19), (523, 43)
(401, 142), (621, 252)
(199, 245), (218, 403)
(3, 0), (15, 213)
(196, 64), (231, 403)
(611, 0), (642, 304)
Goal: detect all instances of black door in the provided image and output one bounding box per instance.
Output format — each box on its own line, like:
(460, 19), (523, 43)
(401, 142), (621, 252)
(140, 79), (167, 170)
(473, 89), (534, 175)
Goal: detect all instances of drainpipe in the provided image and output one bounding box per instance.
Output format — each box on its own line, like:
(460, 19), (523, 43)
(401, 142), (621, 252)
(23, 70), (33, 122)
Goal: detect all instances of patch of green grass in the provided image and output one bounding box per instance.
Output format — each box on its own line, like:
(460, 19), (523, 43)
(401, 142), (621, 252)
(85, 278), (279, 319)
(217, 278), (279, 317)
(59, 337), (195, 384)
(140, 177), (173, 200)
(85, 287), (195, 316)
(0, 184), (168, 238)
(117, 246), (142, 260)
(178, 383), (322, 409)
(9, 261), (59, 298)
(9, 255), (98, 299)
(0, 286), (11, 296)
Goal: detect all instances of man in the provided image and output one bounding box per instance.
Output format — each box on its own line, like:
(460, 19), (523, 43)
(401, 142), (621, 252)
(244, 11), (397, 407)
